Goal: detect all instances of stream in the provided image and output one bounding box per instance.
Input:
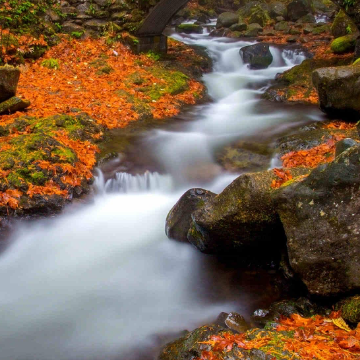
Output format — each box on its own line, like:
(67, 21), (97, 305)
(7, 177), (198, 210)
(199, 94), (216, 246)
(0, 29), (325, 360)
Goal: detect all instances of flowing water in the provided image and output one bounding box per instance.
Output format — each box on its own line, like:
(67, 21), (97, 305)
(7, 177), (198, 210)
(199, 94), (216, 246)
(0, 30), (324, 360)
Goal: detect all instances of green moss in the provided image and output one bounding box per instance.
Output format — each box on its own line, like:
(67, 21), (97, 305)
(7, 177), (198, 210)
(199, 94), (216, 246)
(339, 296), (360, 323)
(41, 58), (60, 70)
(30, 171), (47, 185)
(353, 58), (360, 66)
(52, 147), (76, 163)
(311, 24), (329, 35)
(331, 34), (356, 54)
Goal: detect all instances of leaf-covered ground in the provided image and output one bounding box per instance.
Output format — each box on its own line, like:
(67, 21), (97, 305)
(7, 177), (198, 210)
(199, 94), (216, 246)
(0, 36), (205, 213)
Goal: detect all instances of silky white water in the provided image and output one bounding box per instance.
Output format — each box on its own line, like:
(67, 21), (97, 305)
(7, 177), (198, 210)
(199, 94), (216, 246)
(0, 30), (324, 360)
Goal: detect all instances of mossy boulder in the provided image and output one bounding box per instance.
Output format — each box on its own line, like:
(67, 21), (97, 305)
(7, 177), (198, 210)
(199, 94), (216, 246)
(244, 23), (263, 36)
(248, 7), (271, 27)
(331, 10), (358, 39)
(0, 97), (30, 115)
(275, 21), (290, 32)
(0, 66), (20, 103)
(337, 296), (360, 324)
(312, 65), (360, 117)
(216, 12), (239, 28)
(331, 34), (357, 54)
(240, 43), (273, 69)
(230, 22), (248, 31)
(165, 188), (216, 242)
(274, 145), (360, 296)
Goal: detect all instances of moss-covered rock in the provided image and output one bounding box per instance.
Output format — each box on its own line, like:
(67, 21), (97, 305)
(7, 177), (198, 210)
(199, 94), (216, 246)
(337, 296), (360, 323)
(0, 97), (30, 115)
(175, 24), (203, 34)
(331, 34), (357, 54)
(216, 12), (239, 28)
(331, 10), (358, 38)
(0, 66), (20, 103)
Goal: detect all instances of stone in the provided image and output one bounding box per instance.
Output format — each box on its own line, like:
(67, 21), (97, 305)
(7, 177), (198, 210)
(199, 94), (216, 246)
(335, 138), (358, 157)
(224, 312), (250, 333)
(276, 16), (285, 22)
(93, 0), (109, 6)
(84, 19), (108, 31)
(45, 9), (61, 22)
(287, 35), (298, 42)
(289, 28), (301, 35)
(303, 24), (314, 34)
(0, 97), (30, 115)
(244, 23), (263, 37)
(337, 296), (360, 323)
(275, 21), (290, 32)
(61, 21), (84, 33)
(240, 43), (273, 69)
(274, 145), (360, 296)
(187, 170), (285, 254)
(331, 34), (357, 54)
(312, 65), (360, 117)
(287, 0), (313, 22)
(331, 9), (358, 39)
(296, 13), (316, 23)
(269, 2), (287, 19)
(248, 7), (270, 27)
(216, 12), (239, 28)
(165, 188), (216, 242)
(230, 22), (247, 32)
(0, 65), (20, 102)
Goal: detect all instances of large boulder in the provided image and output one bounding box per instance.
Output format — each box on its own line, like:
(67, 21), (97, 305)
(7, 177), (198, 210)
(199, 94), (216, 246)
(0, 66), (20, 103)
(331, 0), (360, 31)
(165, 188), (216, 242)
(240, 43), (273, 69)
(274, 145), (360, 296)
(216, 12), (239, 28)
(331, 10), (358, 38)
(286, 0), (313, 22)
(187, 170), (285, 254)
(248, 7), (270, 27)
(312, 65), (360, 117)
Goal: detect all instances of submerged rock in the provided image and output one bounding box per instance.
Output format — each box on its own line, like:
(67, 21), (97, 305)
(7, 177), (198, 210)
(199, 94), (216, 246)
(240, 43), (273, 69)
(165, 188), (216, 242)
(0, 65), (20, 103)
(312, 65), (360, 117)
(274, 145), (360, 296)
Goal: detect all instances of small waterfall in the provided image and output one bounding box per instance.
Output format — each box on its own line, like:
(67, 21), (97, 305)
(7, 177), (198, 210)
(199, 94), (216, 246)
(282, 49), (307, 66)
(94, 170), (173, 194)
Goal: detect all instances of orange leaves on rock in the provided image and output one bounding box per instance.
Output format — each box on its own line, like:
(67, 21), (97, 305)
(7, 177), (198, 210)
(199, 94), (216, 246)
(0, 189), (22, 209)
(281, 135), (346, 169)
(271, 168), (293, 188)
(323, 121), (356, 130)
(27, 181), (68, 199)
(197, 313), (360, 360)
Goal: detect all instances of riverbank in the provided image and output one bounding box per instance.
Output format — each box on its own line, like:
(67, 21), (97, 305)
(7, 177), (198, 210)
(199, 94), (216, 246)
(0, 35), (210, 217)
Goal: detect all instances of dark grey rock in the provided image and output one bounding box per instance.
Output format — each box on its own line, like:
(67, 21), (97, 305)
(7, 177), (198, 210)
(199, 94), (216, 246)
(335, 138), (358, 157)
(240, 43), (273, 69)
(216, 12), (239, 28)
(287, 0), (313, 22)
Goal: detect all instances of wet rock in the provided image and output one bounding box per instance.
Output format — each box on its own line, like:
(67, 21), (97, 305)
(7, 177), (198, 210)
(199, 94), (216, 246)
(216, 12), (239, 28)
(0, 65), (20, 103)
(287, 0), (313, 22)
(252, 298), (329, 327)
(331, 10), (358, 38)
(224, 312), (250, 333)
(269, 2), (287, 19)
(84, 19), (108, 31)
(335, 138), (358, 157)
(240, 43), (273, 69)
(303, 24), (314, 33)
(158, 325), (232, 360)
(165, 188), (216, 242)
(187, 169), (286, 254)
(274, 145), (360, 296)
(312, 65), (360, 117)
(0, 97), (30, 115)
